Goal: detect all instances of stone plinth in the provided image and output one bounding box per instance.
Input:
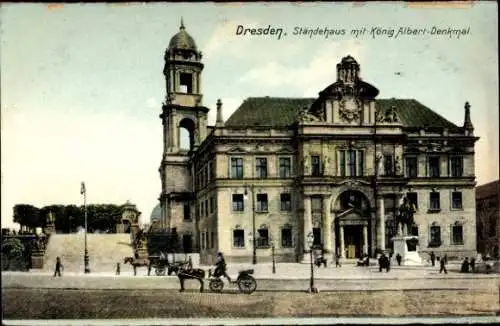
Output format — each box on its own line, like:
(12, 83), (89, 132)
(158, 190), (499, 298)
(31, 251), (45, 269)
(44, 224), (56, 235)
(392, 235), (424, 266)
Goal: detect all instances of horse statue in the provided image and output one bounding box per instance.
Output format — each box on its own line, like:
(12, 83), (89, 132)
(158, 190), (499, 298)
(177, 263), (206, 293)
(123, 256), (152, 276)
(395, 196), (416, 236)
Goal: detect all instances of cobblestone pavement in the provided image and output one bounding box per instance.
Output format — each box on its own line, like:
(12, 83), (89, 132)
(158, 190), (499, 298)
(2, 288), (499, 319)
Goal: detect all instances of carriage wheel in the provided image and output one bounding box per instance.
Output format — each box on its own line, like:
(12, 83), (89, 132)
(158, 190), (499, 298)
(237, 275), (257, 294)
(209, 278), (224, 293)
(155, 266), (166, 276)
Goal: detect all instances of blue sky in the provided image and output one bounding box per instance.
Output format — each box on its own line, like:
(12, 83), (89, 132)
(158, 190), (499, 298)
(1, 2), (498, 228)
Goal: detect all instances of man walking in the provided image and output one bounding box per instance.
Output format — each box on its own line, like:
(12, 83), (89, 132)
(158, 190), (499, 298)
(396, 253), (402, 266)
(439, 255), (447, 274)
(430, 251), (436, 267)
(335, 253), (342, 267)
(53, 256), (63, 277)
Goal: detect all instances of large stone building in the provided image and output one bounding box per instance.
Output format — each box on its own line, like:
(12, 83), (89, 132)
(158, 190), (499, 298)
(157, 21), (479, 264)
(476, 180), (499, 258)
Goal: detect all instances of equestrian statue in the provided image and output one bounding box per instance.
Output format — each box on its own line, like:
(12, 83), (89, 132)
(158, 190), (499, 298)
(395, 196), (416, 236)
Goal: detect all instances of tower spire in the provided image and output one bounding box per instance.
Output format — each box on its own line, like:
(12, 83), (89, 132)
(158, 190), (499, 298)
(180, 17), (185, 30)
(463, 101), (474, 134)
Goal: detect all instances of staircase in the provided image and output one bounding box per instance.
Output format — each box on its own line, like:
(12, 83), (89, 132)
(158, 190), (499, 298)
(43, 234), (134, 273)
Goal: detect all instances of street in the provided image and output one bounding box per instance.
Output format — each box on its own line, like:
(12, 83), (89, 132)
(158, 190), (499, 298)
(2, 287), (499, 319)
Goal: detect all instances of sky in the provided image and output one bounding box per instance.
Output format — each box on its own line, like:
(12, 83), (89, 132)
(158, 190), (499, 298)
(1, 2), (498, 229)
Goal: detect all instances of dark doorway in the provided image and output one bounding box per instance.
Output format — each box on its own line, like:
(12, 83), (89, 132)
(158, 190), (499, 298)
(312, 227), (322, 247)
(344, 225), (363, 258)
(182, 234), (193, 253)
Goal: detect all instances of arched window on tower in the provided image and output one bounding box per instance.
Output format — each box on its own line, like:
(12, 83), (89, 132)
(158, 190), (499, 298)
(179, 118), (196, 151)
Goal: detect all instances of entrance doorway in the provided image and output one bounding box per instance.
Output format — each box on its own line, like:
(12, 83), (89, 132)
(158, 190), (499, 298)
(182, 234), (193, 253)
(344, 225), (362, 258)
(312, 227), (322, 247)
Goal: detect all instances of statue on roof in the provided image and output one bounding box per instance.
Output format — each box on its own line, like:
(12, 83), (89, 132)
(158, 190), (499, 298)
(297, 107), (321, 123)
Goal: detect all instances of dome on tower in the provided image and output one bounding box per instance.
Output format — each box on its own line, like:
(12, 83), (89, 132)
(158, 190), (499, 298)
(168, 18), (197, 51)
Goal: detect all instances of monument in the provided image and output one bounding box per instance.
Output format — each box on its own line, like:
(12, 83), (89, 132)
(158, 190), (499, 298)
(392, 196), (424, 265)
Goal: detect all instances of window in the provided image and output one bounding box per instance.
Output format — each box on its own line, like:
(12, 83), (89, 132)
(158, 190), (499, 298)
(428, 156), (440, 178)
(205, 200), (208, 216)
(257, 228), (269, 248)
(280, 193), (292, 211)
(429, 192), (440, 211)
(281, 227), (293, 248)
(348, 150), (357, 176)
(358, 150), (364, 176)
(405, 157), (418, 178)
(232, 194), (244, 212)
(256, 194), (268, 212)
(210, 197), (215, 214)
(233, 229), (245, 248)
(201, 232), (206, 250)
(429, 225), (441, 247)
(183, 203), (191, 221)
(312, 227), (322, 246)
(450, 156), (463, 177)
(451, 192), (463, 209)
(339, 151), (346, 177)
(451, 223), (464, 245)
(407, 192), (418, 210)
(279, 157), (291, 178)
(230, 158), (244, 179)
(200, 202), (204, 218)
(179, 72), (193, 93)
(311, 196), (323, 212)
(311, 156), (321, 176)
(384, 155), (393, 176)
(255, 158), (268, 178)
(211, 231), (215, 249)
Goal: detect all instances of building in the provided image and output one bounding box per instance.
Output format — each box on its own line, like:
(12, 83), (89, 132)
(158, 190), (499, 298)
(476, 180), (500, 258)
(156, 21), (479, 264)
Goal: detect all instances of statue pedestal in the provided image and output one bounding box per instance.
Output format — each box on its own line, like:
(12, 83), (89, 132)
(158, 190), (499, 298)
(392, 235), (424, 266)
(31, 251), (45, 269)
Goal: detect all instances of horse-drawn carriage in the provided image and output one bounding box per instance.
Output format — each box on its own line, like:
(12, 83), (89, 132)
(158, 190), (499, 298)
(124, 255), (191, 276)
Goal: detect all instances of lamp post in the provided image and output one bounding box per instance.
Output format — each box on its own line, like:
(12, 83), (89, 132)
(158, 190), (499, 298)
(270, 238), (276, 274)
(307, 232), (317, 293)
(81, 182), (90, 274)
(244, 185), (257, 265)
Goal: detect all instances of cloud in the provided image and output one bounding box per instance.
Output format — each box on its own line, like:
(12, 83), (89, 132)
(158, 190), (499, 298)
(238, 40), (364, 97)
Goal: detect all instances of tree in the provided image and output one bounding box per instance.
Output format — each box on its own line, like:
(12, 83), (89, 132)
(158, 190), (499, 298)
(1, 237), (27, 271)
(13, 204), (41, 231)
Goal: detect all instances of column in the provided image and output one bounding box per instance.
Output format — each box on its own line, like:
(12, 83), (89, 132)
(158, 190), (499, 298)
(376, 195), (385, 251)
(302, 196), (312, 263)
(340, 225), (345, 258)
(363, 225), (368, 255)
(322, 197), (332, 253)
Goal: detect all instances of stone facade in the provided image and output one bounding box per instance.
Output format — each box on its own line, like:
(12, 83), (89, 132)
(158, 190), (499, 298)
(157, 22), (479, 264)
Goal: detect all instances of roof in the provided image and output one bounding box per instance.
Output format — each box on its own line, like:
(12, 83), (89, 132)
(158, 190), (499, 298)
(224, 97), (461, 130)
(168, 20), (197, 51)
(476, 180), (500, 200)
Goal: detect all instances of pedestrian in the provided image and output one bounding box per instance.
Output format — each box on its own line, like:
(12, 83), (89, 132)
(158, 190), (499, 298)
(460, 257), (470, 273)
(53, 256), (63, 277)
(470, 257), (475, 273)
(396, 253), (402, 266)
(335, 253), (341, 268)
(430, 251), (436, 267)
(187, 255), (193, 270)
(439, 256), (447, 274)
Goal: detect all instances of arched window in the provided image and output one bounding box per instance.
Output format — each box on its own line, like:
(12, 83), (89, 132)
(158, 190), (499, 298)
(179, 118), (196, 151)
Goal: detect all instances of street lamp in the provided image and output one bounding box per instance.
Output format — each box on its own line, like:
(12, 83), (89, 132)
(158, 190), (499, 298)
(270, 238), (276, 274)
(244, 185), (257, 265)
(81, 182), (90, 274)
(306, 231), (318, 293)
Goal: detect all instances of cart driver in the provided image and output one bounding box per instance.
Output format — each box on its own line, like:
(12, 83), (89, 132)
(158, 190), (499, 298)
(214, 252), (232, 283)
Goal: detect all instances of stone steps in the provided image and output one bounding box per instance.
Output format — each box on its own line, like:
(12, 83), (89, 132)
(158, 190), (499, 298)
(43, 234), (134, 273)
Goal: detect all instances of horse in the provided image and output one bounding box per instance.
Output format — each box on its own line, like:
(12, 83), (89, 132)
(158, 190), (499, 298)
(123, 257), (152, 276)
(177, 264), (206, 293)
